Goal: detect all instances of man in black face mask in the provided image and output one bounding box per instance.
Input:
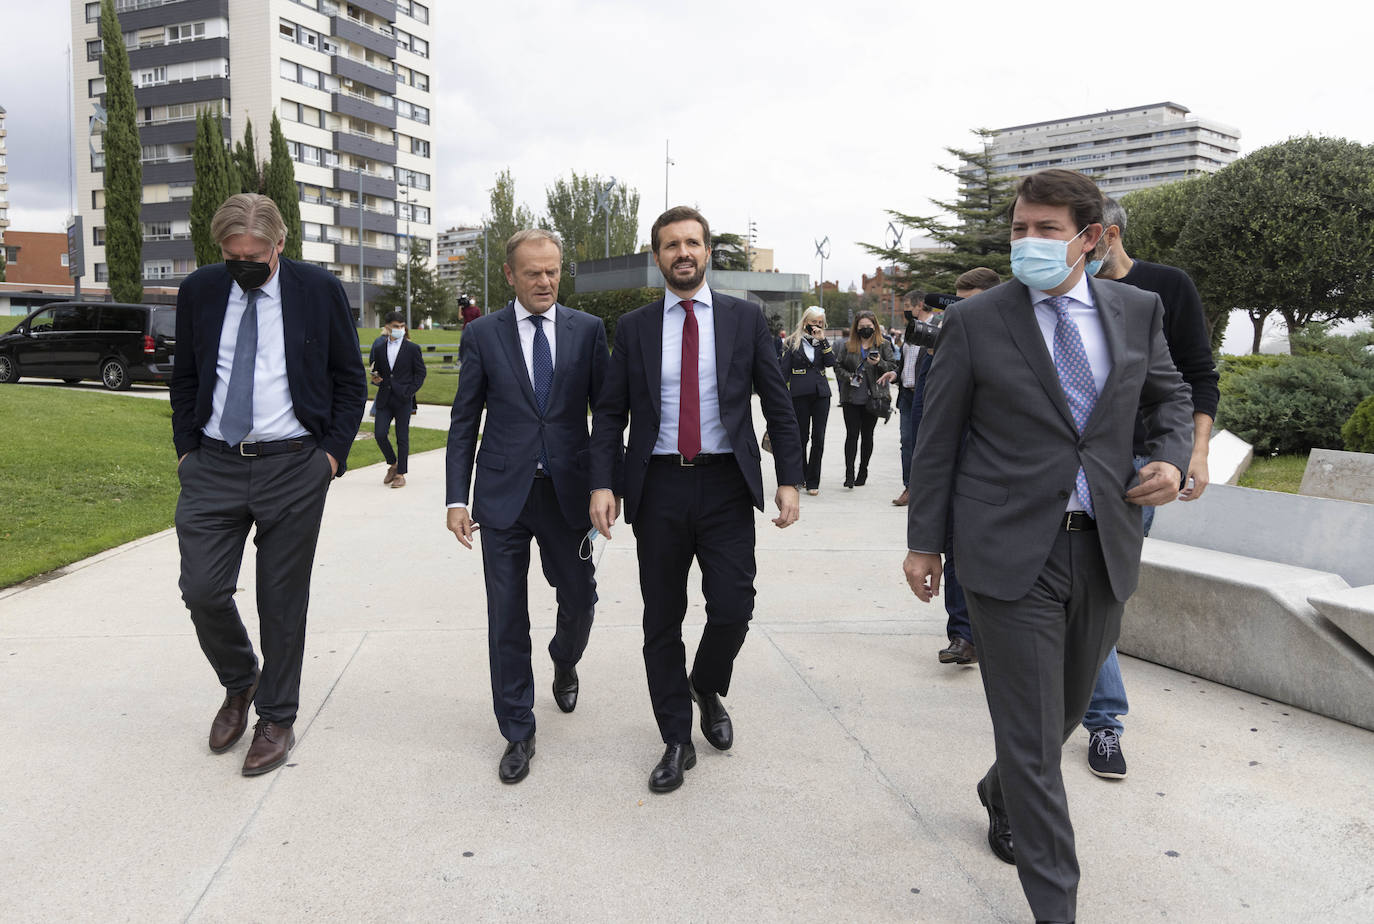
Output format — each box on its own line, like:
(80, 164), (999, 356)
(170, 193), (365, 777)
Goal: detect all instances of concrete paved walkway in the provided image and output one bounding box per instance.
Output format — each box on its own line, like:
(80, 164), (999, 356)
(3, 389), (1372, 922)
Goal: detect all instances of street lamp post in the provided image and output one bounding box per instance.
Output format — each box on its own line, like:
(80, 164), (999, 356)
(596, 177), (617, 259)
(815, 235), (830, 313)
(399, 183), (412, 329)
(357, 164), (365, 326)
(482, 221), (489, 314)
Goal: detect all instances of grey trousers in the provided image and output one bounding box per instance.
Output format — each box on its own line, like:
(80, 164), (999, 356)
(174, 442), (333, 725)
(965, 528), (1123, 924)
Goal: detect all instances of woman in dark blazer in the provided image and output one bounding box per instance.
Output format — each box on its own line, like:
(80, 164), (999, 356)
(369, 310), (427, 487)
(779, 306), (835, 494)
(833, 310), (896, 488)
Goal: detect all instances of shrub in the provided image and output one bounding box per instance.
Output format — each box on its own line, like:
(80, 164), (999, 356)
(1343, 395), (1374, 453)
(1217, 354), (1370, 456)
(563, 287), (661, 345)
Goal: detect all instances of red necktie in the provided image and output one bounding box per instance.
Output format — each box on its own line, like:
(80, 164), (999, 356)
(678, 299), (700, 460)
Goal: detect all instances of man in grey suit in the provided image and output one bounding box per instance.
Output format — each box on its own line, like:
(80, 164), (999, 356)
(903, 169), (1192, 924)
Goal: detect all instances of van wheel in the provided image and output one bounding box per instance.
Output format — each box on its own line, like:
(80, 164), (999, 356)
(100, 357), (131, 391)
(0, 354), (18, 384)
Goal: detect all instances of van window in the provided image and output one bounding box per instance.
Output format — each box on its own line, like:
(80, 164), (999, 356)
(28, 308), (59, 333)
(53, 306), (100, 332)
(100, 307), (146, 332)
(151, 309), (177, 338)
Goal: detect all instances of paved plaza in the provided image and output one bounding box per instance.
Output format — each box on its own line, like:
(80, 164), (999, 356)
(2, 388), (1372, 922)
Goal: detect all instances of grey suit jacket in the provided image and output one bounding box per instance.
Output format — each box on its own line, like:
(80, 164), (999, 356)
(906, 277), (1193, 603)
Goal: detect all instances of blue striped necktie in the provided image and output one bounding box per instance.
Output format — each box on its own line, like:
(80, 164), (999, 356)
(531, 313), (552, 470)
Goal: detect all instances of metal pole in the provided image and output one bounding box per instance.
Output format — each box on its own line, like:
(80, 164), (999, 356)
(819, 253), (824, 311)
(358, 165), (364, 326)
(664, 140), (670, 211)
(482, 223), (489, 314)
(401, 184), (411, 329)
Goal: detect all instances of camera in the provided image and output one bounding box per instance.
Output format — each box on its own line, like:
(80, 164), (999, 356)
(907, 293), (961, 350)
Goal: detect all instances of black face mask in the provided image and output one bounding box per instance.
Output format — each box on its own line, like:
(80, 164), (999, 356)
(226, 259), (273, 291)
(858, 327), (875, 338)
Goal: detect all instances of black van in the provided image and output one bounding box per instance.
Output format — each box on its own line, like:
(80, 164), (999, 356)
(0, 301), (176, 390)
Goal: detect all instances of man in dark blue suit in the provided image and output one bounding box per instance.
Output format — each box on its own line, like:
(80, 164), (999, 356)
(589, 206), (805, 794)
(369, 310), (427, 488)
(171, 194), (365, 777)
(446, 229), (608, 784)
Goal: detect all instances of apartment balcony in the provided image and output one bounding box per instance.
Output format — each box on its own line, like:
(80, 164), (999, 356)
(142, 238), (194, 261)
(128, 35), (229, 70)
(331, 91), (396, 130)
(334, 203), (398, 236)
(115, 0), (229, 32)
(333, 130), (396, 165)
(331, 53), (397, 93)
(141, 201), (191, 223)
(143, 159), (196, 184)
(334, 242), (397, 269)
(350, 0), (399, 22)
(138, 118), (199, 148)
(135, 76), (230, 109)
(330, 15), (397, 58)
(333, 167), (396, 200)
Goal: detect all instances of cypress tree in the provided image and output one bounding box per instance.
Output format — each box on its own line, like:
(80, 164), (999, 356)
(232, 116), (261, 194)
(190, 110), (234, 266)
(263, 112), (302, 259)
(99, 0), (142, 302)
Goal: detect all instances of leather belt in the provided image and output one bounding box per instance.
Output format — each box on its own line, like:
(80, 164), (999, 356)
(650, 452), (734, 467)
(201, 436), (316, 457)
(1062, 511), (1097, 532)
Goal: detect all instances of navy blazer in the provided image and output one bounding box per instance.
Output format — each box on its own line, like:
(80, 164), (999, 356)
(589, 290), (805, 524)
(779, 338), (836, 398)
(446, 303), (608, 531)
(170, 258), (366, 473)
(369, 336), (427, 413)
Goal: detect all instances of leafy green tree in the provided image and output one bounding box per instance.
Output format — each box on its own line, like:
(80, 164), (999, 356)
(543, 172), (640, 264)
(99, 0), (142, 302)
(1118, 176), (1210, 266)
(564, 287), (660, 345)
(190, 110), (236, 266)
(0, 247), (6, 283)
(232, 117), (262, 194)
(263, 112), (301, 259)
(376, 242), (457, 325)
(458, 169), (537, 310)
(862, 129), (1015, 294)
(1175, 136), (1374, 353)
(710, 232), (749, 271)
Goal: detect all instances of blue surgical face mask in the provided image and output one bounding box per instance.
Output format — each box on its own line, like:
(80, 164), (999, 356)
(1010, 225), (1092, 291)
(388, 327), (405, 341)
(1086, 257), (1104, 277)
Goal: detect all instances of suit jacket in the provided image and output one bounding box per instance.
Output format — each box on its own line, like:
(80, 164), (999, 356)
(170, 258), (366, 473)
(833, 338), (897, 405)
(370, 336), (427, 413)
(446, 302), (608, 531)
(779, 338), (836, 398)
(589, 290), (805, 524)
(906, 278), (1192, 603)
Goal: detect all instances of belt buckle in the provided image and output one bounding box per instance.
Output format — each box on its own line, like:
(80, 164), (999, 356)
(1064, 512), (1076, 532)
(678, 454), (696, 467)
(239, 441), (261, 457)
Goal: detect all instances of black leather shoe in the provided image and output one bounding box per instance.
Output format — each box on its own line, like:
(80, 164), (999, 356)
(977, 777), (1015, 864)
(648, 742), (696, 793)
(552, 663), (579, 714)
(854, 468), (868, 486)
(688, 675), (733, 751)
(499, 736), (535, 784)
(938, 637), (978, 665)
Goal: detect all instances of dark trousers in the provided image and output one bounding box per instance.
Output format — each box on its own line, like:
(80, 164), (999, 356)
(791, 393), (830, 490)
(632, 461), (755, 744)
(374, 398), (411, 474)
(897, 386), (915, 484)
(175, 442), (334, 725)
(841, 403), (878, 479)
(943, 515), (971, 643)
(965, 529), (1123, 923)
(479, 477), (596, 742)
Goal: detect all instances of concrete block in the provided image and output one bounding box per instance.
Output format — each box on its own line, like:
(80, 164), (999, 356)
(1120, 540), (1374, 732)
(1150, 483), (1374, 587)
(1300, 449), (1374, 503)
(1308, 585), (1374, 657)
(1208, 428), (1253, 485)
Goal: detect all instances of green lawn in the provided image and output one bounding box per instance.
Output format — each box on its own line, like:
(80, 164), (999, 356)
(358, 330), (462, 406)
(0, 387), (446, 588)
(1237, 453), (1309, 494)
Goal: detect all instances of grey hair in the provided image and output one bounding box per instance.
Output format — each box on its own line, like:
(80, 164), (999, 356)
(505, 228), (564, 265)
(1102, 197), (1128, 237)
(210, 193), (287, 247)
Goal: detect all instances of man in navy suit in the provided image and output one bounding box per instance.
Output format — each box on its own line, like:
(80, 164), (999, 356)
(171, 193), (365, 777)
(369, 310), (427, 488)
(589, 206), (804, 794)
(446, 229), (608, 784)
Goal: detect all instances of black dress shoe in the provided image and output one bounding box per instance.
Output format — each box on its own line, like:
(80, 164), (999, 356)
(648, 741), (697, 793)
(552, 663), (579, 713)
(977, 777), (1015, 864)
(499, 736), (535, 784)
(938, 637), (978, 665)
(688, 675), (733, 751)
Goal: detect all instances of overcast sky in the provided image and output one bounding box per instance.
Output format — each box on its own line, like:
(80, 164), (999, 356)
(5, 0), (1373, 299)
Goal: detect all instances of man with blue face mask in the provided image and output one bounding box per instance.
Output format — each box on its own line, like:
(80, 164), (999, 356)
(902, 169), (1193, 924)
(369, 310), (426, 488)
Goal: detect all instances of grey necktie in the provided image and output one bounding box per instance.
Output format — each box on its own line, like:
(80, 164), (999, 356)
(220, 289), (260, 446)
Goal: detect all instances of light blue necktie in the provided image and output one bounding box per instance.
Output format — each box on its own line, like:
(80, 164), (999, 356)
(1047, 295), (1099, 517)
(531, 313), (552, 471)
(220, 289), (260, 446)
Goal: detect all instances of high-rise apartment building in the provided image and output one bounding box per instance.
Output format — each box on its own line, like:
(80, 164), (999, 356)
(0, 105), (9, 247)
(70, 0), (434, 322)
(435, 225), (482, 291)
(982, 101), (1240, 196)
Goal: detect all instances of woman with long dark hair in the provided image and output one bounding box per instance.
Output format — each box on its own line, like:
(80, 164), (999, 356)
(833, 310), (895, 488)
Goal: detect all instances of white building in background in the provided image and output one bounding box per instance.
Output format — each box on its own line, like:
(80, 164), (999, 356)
(436, 225), (482, 291)
(982, 101), (1240, 196)
(70, 0), (434, 323)
(0, 105), (9, 248)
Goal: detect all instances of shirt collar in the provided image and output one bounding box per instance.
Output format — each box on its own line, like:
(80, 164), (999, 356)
(514, 299), (558, 323)
(1030, 272), (1094, 309)
(665, 285), (713, 313)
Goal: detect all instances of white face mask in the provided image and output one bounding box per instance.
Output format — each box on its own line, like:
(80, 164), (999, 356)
(389, 327), (405, 341)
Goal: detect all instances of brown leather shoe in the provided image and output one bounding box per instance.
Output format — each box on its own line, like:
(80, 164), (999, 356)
(892, 488), (910, 506)
(383, 462), (398, 485)
(242, 720), (295, 776)
(208, 675), (258, 753)
(938, 637), (978, 665)
(391, 474), (407, 488)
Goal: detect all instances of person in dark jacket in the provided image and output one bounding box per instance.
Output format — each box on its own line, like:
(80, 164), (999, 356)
(369, 310), (427, 488)
(833, 310), (896, 488)
(779, 306), (835, 494)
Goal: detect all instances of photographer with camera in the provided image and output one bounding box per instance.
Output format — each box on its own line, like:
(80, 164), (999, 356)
(833, 310), (896, 489)
(779, 307), (836, 495)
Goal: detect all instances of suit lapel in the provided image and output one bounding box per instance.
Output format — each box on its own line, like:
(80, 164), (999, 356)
(1088, 278), (1127, 417)
(497, 303), (539, 412)
(642, 299), (665, 417)
(711, 290), (735, 400)
(277, 259), (305, 379)
(548, 304), (573, 405)
(999, 281), (1078, 433)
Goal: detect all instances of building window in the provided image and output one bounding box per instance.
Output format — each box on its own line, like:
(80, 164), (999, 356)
(61, 253), (70, 267)
(86, 1), (100, 22)
(4, 246), (19, 264)
(144, 260), (175, 280)
(87, 39), (103, 61)
(93, 226), (106, 246)
(167, 22), (206, 43)
(411, 138), (430, 158)
(92, 189), (106, 209)
(94, 263), (109, 282)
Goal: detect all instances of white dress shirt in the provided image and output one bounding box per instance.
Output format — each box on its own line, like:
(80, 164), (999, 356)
(1029, 274), (1112, 512)
(801, 340), (815, 362)
(513, 299), (558, 382)
(654, 286), (731, 456)
(203, 265), (308, 443)
(386, 332), (402, 370)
